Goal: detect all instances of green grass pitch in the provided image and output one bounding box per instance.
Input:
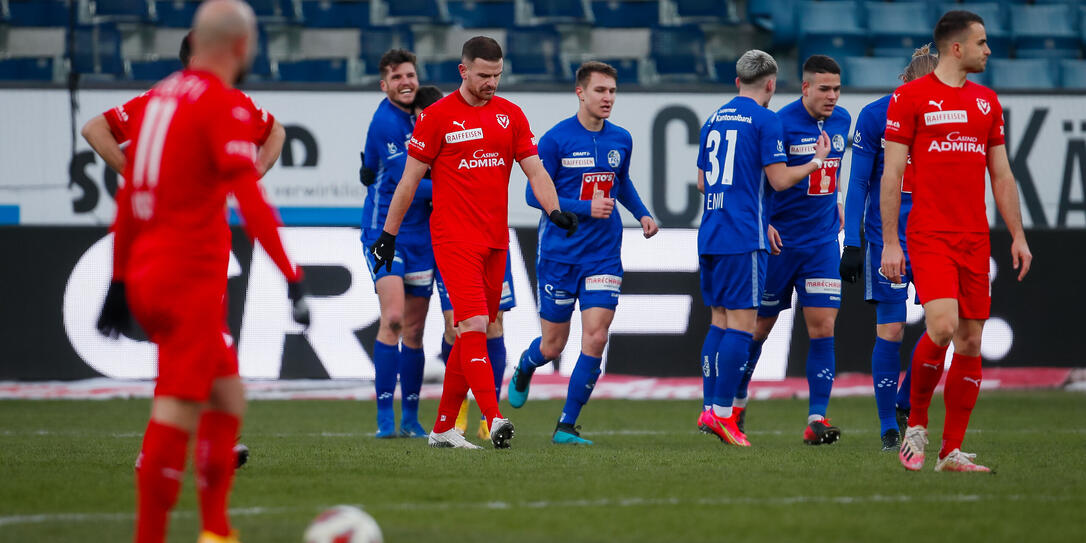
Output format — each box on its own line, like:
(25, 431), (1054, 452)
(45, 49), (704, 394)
(1, 391), (1084, 542)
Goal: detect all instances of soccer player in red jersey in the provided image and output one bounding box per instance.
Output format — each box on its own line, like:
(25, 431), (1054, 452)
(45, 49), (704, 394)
(371, 36), (577, 449)
(881, 10), (1032, 473)
(94, 1), (308, 541)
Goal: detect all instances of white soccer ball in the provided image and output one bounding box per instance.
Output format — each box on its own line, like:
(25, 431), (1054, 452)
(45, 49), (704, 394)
(303, 505), (383, 543)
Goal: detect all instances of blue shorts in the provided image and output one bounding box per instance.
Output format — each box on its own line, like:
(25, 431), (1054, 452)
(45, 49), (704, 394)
(759, 239), (841, 317)
(362, 228), (435, 298)
(864, 242), (919, 324)
(699, 251), (767, 310)
(436, 251), (516, 313)
(536, 256), (622, 323)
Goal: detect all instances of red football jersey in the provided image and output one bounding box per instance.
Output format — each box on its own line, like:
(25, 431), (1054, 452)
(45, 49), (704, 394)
(111, 70), (297, 284)
(885, 73), (1005, 234)
(104, 87), (275, 146)
(407, 91), (537, 248)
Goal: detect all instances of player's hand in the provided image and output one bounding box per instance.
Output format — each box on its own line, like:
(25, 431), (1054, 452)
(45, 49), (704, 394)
(287, 280), (311, 328)
(1011, 234), (1032, 281)
(838, 203), (844, 232)
(814, 130), (831, 160)
(768, 224), (783, 255)
(640, 216), (659, 238)
(96, 280), (132, 339)
(590, 197), (615, 219)
(880, 243), (907, 284)
(548, 209), (578, 237)
(370, 231), (396, 273)
(360, 167), (376, 186)
(839, 245), (863, 283)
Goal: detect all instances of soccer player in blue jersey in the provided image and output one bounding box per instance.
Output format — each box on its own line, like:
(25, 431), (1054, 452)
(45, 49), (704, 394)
(360, 50), (432, 438)
(841, 47), (938, 451)
(730, 55), (850, 445)
(695, 50), (830, 446)
(507, 61), (658, 445)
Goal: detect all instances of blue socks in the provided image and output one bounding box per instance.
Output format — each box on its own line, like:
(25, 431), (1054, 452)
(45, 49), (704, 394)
(373, 341), (398, 427)
(559, 353), (602, 425)
(872, 337), (902, 434)
(735, 338), (765, 401)
(398, 344), (425, 424)
(712, 329), (754, 415)
(806, 336), (835, 417)
(487, 336), (507, 404)
(519, 336), (549, 373)
(700, 326), (725, 410)
(439, 337), (453, 364)
(897, 362), (912, 410)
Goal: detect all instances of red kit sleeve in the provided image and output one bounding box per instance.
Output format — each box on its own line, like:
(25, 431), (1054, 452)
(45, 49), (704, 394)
(103, 92), (150, 144)
(406, 108), (441, 164)
(883, 87), (915, 147)
(511, 105), (538, 162)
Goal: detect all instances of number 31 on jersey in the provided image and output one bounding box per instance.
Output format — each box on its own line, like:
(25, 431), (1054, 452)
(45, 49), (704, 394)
(704, 129), (737, 187)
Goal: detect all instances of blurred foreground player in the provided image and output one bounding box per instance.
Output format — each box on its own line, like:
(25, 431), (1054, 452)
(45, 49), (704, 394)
(509, 61), (658, 445)
(882, 10), (1031, 472)
(841, 46), (938, 451)
(695, 50), (829, 446)
(371, 36), (576, 449)
(95, 1), (309, 541)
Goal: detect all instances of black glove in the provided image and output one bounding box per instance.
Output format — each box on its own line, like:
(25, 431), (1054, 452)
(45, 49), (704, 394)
(548, 209), (578, 237)
(359, 155), (376, 186)
(97, 280), (132, 339)
(369, 230), (396, 273)
(287, 280), (310, 327)
(839, 245), (863, 283)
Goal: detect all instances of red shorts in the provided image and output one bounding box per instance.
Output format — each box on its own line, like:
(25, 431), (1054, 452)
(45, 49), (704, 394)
(127, 272), (238, 402)
(907, 231), (991, 320)
(433, 242), (507, 325)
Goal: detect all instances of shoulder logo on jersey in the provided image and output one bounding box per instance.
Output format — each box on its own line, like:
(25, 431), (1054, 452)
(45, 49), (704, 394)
(580, 172), (615, 200)
(561, 156), (595, 168)
(232, 106), (251, 122)
(495, 114), (510, 129)
(832, 134), (845, 152)
(976, 98), (990, 115)
(608, 149), (621, 168)
(458, 149), (506, 169)
(387, 141), (399, 155)
(777, 140), (784, 153)
(928, 100), (944, 111)
(892, 93), (900, 102)
(853, 131), (861, 144)
(409, 136), (426, 150)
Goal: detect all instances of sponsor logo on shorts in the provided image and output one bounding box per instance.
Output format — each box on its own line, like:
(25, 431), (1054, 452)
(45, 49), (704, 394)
(584, 274), (622, 292)
(561, 157), (595, 168)
(445, 128), (484, 144)
(804, 278), (841, 295)
(501, 281), (512, 299)
(458, 149), (506, 170)
(404, 269), (434, 287)
(890, 282), (907, 290)
(923, 110), (968, 126)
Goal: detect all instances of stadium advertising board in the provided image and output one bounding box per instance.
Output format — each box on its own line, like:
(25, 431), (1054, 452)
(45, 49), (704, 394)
(0, 226), (1080, 382)
(0, 90), (1084, 228)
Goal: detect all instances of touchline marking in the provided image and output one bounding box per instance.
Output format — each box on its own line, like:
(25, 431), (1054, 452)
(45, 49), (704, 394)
(0, 495), (1073, 527)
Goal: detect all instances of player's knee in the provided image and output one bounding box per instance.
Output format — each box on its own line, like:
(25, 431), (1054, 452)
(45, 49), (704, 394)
(540, 338), (564, 360)
(380, 313), (404, 336)
(402, 326), (424, 348)
(807, 319), (835, 339)
(582, 328), (609, 357)
(954, 332), (983, 356)
(877, 322), (905, 343)
(926, 317), (957, 345)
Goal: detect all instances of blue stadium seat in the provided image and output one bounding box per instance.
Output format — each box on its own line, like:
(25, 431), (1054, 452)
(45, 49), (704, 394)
(797, 1), (867, 63)
(843, 56), (906, 89)
(129, 58), (183, 81)
(1060, 59), (1086, 89)
(651, 25), (707, 79)
(674, 0), (731, 21)
(248, 0), (291, 21)
(424, 59), (463, 84)
(987, 58), (1056, 90)
(1011, 4), (1080, 60)
(570, 57), (640, 84)
(507, 25), (564, 81)
(277, 58), (349, 82)
(92, 0), (152, 21)
(71, 24), (124, 75)
(938, 3), (1010, 58)
(590, 1), (659, 28)
(713, 57), (737, 84)
(866, 2), (933, 59)
(359, 26), (414, 74)
(532, 0), (588, 22)
(770, 0), (799, 47)
(300, 1), (370, 28)
(386, 0), (443, 22)
(7, 0), (69, 26)
(447, 0), (515, 28)
(747, 0), (773, 30)
(154, 1), (198, 27)
(0, 57), (55, 81)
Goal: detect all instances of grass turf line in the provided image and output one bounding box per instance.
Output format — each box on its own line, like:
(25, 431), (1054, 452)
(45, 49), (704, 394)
(0, 391), (1083, 542)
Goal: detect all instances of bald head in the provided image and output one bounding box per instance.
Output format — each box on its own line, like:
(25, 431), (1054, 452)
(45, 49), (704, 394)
(192, 0), (255, 56)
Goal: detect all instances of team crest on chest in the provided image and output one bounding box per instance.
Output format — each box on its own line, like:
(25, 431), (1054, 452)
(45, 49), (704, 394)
(608, 149), (621, 168)
(496, 114), (510, 128)
(832, 134), (845, 152)
(976, 98), (990, 115)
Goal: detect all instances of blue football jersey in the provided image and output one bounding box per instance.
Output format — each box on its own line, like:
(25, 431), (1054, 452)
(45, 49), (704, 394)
(696, 96), (787, 255)
(771, 99), (852, 248)
(529, 116), (650, 264)
(362, 97), (431, 234)
(844, 94), (911, 248)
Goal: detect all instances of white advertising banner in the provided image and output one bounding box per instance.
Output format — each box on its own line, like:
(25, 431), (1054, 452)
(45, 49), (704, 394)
(1, 88), (1083, 228)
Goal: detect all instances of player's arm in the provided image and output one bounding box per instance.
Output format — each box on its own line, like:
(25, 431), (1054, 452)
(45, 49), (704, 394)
(81, 115), (127, 174)
(379, 156), (428, 236)
(255, 120), (285, 177)
(615, 146), (657, 238)
(987, 144), (1032, 281)
(697, 169), (705, 194)
(524, 135), (591, 217)
(879, 141), (908, 283)
(840, 127), (876, 282)
(97, 179), (136, 338)
(763, 132), (830, 191)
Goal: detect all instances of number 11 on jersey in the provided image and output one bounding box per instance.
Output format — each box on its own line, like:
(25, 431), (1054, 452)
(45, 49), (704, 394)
(704, 129), (737, 187)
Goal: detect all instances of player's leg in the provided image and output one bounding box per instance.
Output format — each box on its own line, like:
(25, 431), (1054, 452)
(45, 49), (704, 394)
(793, 240), (844, 445)
(197, 375), (245, 541)
(399, 292), (430, 438)
(434, 271), (470, 435)
(866, 242), (909, 450)
(476, 312), (507, 439)
(428, 337), (479, 449)
(698, 255), (726, 415)
(510, 258), (575, 408)
(373, 275), (405, 438)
